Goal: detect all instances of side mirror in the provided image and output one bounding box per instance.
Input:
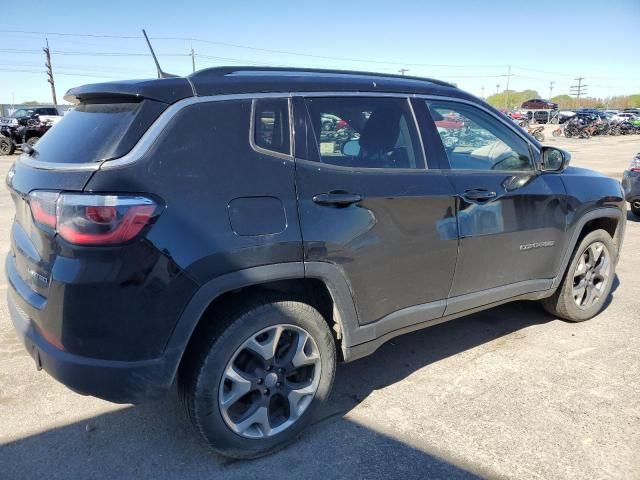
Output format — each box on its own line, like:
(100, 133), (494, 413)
(341, 139), (360, 157)
(540, 146), (570, 172)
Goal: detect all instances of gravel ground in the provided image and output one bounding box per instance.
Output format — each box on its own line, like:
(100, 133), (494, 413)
(1, 134), (639, 480)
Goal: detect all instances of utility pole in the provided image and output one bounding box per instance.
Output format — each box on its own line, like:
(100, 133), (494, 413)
(504, 65), (512, 109)
(481, 86), (485, 99)
(398, 68), (409, 76)
(190, 47), (196, 73)
(43, 38), (57, 105)
(548, 81), (555, 100)
(496, 84), (500, 95)
(570, 77), (587, 109)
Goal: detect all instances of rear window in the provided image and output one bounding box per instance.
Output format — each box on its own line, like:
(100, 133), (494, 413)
(31, 100), (166, 164)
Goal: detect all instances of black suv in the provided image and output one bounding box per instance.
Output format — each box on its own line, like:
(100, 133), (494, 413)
(0, 107), (59, 126)
(5, 67), (626, 458)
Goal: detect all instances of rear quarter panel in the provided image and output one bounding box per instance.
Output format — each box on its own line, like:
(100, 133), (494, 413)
(85, 99), (303, 285)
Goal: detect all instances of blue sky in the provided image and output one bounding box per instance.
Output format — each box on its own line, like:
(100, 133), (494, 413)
(1, 0), (638, 104)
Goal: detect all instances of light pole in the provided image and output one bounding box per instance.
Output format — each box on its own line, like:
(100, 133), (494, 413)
(496, 84), (500, 95)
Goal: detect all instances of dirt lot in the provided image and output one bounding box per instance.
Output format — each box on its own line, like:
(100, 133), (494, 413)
(1, 135), (639, 480)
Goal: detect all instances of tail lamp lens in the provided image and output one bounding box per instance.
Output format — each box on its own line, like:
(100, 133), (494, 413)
(29, 191), (58, 229)
(28, 192), (160, 245)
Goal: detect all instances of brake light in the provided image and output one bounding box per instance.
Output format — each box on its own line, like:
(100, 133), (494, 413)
(29, 191), (58, 229)
(28, 192), (160, 245)
(630, 156), (640, 172)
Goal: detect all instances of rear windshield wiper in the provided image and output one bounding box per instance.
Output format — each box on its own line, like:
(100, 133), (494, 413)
(22, 144), (38, 157)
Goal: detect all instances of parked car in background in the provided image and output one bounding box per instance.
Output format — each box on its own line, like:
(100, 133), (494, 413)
(622, 108), (640, 115)
(558, 110), (576, 123)
(612, 112), (637, 122)
(521, 98), (558, 110)
(622, 153), (640, 217)
(0, 107), (61, 127)
(5, 67), (626, 459)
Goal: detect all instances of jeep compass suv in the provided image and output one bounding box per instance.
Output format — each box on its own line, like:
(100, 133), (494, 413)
(5, 67), (626, 458)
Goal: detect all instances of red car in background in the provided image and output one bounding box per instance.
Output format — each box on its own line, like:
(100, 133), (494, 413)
(521, 98), (558, 110)
(435, 113), (465, 129)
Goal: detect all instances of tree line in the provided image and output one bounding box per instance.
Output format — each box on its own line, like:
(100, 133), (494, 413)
(485, 90), (640, 110)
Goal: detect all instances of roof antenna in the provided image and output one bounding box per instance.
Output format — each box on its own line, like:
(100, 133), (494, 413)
(142, 29), (178, 78)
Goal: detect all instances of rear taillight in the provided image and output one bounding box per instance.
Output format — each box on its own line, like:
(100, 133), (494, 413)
(630, 155), (640, 172)
(27, 192), (160, 245)
(29, 191), (58, 229)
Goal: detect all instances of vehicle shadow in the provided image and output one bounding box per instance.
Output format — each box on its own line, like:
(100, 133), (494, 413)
(0, 300), (559, 479)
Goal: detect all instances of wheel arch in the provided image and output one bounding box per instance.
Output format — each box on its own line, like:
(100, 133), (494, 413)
(164, 262), (360, 385)
(552, 207), (625, 289)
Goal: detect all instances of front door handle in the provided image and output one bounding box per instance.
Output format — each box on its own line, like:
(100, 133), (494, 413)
(462, 189), (497, 202)
(312, 192), (363, 206)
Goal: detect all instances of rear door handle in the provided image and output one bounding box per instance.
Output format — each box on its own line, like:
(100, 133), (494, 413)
(312, 192), (363, 206)
(462, 189), (497, 201)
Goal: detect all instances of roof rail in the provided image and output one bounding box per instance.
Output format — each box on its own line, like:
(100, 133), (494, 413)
(189, 66), (456, 88)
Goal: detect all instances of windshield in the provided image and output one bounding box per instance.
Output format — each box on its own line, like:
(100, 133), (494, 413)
(11, 109), (33, 118)
(30, 100), (166, 164)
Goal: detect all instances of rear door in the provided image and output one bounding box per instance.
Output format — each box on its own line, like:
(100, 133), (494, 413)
(422, 98), (568, 311)
(293, 94), (458, 326)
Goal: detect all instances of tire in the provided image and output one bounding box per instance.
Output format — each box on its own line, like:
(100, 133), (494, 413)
(26, 136), (40, 146)
(0, 136), (15, 155)
(564, 129), (572, 138)
(534, 132), (545, 142)
(179, 295), (336, 459)
(542, 229), (616, 322)
(552, 128), (562, 137)
(632, 205), (640, 217)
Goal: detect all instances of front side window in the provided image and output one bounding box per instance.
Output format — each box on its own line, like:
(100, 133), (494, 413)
(428, 100), (533, 171)
(304, 97), (423, 169)
(253, 98), (291, 156)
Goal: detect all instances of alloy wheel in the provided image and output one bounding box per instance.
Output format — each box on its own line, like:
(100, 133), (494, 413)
(219, 324), (321, 439)
(572, 241), (611, 309)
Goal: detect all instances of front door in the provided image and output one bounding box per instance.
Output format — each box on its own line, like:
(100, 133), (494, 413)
(293, 95), (459, 325)
(424, 99), (568, 309)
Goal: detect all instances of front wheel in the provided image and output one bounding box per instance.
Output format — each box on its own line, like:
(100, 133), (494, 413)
(179, 297), (336, 459)
(542, 229), (616, 322)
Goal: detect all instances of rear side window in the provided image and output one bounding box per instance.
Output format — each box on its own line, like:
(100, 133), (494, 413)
(30, 100), (166, 164)
(252, 98), (291, 156)
(304, 96), (424, 169)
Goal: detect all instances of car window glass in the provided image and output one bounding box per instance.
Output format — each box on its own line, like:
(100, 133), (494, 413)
(253, 98), (290, 156)
(427, 100), (533, 171)
(304, 97), (423, 169)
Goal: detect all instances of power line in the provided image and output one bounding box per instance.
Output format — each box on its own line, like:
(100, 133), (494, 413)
(570, 77), (587, 108)
(1, 28), (637, 83)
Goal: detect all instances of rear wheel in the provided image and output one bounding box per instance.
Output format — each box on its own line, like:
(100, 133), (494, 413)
(542, 229), (615, 322)
(179, 296), (336, 459)
(0, 136), (15, 155)
(26, 136), (40, 146)
(631, 204), (640, 217)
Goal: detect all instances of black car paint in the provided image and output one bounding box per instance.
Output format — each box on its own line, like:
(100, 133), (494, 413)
(5, 67), (626, 403)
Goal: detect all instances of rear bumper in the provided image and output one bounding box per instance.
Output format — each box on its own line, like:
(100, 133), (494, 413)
(7, 290), (176, 404)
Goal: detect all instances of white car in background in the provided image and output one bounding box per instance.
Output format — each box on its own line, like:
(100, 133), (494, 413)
(611, 112), (637, 122)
